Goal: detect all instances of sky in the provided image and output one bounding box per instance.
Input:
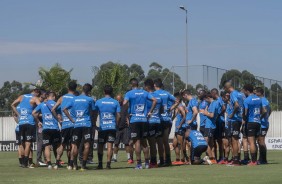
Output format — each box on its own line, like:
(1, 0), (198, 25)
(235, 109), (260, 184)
(0, 0), (282, 86)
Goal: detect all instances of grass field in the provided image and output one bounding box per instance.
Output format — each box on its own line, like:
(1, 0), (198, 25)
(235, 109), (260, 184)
(0, 151), (282, 184)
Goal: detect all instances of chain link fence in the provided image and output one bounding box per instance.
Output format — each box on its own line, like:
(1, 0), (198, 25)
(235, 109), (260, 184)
(165, 65), (282, 111)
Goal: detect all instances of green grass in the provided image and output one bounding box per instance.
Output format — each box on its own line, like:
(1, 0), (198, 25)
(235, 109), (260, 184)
(0, 151), (282, 184)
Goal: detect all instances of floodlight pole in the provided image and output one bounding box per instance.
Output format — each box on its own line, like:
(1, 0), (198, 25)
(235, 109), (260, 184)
(179, 6), (188, 89)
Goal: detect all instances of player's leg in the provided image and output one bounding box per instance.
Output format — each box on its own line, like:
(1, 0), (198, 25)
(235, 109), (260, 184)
(124, 127), (133, 163)
(162, 123), (172, 166)
(53, 130), (63, 169)
(112, 129), (121, 162)
(258, 128), (268, 164)
(231, 122), (241, 165)
(42, 130), (52, 169)
(70, 128), (82, 170)
(147, 124), (157, 168)
(156, 123), (165, 166)
(141, 123), (150, 169)
(172, 134), (179, 162)
(247, 123), (258, 166)
(97, 131), (105, 169)
(105, 131), (116, 169)
(81, 128), (91, 170)
(130, 122), (143, 169)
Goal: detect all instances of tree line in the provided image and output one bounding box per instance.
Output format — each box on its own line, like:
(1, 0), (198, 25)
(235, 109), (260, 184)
(0, 62), (281, 115)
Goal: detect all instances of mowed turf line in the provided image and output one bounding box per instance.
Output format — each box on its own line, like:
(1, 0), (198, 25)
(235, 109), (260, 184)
(0, 151), (282, 184)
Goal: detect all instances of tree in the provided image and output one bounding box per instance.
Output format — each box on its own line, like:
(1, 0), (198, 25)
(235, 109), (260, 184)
(0, 80), (32, 114)
(38, 63), (73, 97)
(146, 62), (186, 94)
(92, 62), (129, 98)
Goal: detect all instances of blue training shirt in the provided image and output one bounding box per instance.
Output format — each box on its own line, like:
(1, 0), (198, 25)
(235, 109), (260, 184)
(125, 89), (154, 123)
(205, 100), (219, 129)
(18, 94), (36, 126)
(199, 100), (208, 127)
(261, 97), (270, 128)
(65, 94), (96, 128)
(186, 98), (198, 127)
(188, 130), (208, 148)
(229, 90), (244, 122)
(147, 92), (162, 124)
(154, 89), (176, 123)
(95, 97), (121, 131)
(61, 94), (76, 129)
(34, 100), (60, 130)
(244, 94), (262, 123)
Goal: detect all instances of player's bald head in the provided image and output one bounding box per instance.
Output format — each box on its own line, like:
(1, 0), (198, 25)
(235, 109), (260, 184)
(224, 81), (233, 92)
(116, 94), (124, 103)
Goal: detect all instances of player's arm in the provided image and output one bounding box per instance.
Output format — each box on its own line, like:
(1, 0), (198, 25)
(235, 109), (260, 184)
(220, 103), (226, 116)
(51, 97), (62, 122)
(260, 106), (267, 120)
(148, 98), (157, 117)
(11, 95), (23, 117)
(32, 107), (42, 127)
(12, 112), (19, 124)
(178, 106), (187, 128)
(172, 108), (178, 121)
(204, 105), (214, 118)
(170, 99), (180, 111)
(63, 104), (75, 123)
(230, 101), (239, 119)
(189, 106), (198, 125)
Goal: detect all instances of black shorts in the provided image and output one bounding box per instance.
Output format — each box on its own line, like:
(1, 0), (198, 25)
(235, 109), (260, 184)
(148, 124), (161, 138)
(200, 126), (205, 135)
(19, 124), (36, 143)
(215, 120), (224, 140)
(114, 128), (130, 145)
(231, 122), (242, 139)
(204, 128), (215, 138)
(72, 127), (92, 145)
(259, 128), (268, 137)
(15, 131), (21, 145)
(188, 124), (198, 131)
(130, 122), (148, 140)
(247, 123), (260, 138)
(191, 145), (208, 161)
(175, 127), (186, 136)
(98, 130), (116, 144)
(160, 121), (172, 136)
(61, 128), (73, 145)
(224, 122), (232, 138)
(241, 123), (248, 138)
(43, 129), (61, 147)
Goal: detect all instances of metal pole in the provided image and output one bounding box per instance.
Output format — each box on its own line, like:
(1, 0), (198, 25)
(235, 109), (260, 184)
(185, 10), (188, 89)
(173, 66), (175, 94)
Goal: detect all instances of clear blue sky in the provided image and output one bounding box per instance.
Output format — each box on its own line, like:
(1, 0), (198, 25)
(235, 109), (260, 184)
(0, 0), (281, 86)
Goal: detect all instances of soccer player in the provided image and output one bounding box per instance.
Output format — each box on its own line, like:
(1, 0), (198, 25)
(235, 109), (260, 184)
(224, 81), (244, 165)
(32, 91), (63, 169)
(144, 79), (163, 168)
(36, 91), (47, 167)
(13, 105), (23, 167)
(198, 90), (208, 135)
(203, 92), (218, 164)
(182, 90), (198, 131)
(187, 129), (208, 165)
(11, 88), (41, 168)
(112, 94), (133, 164)
(95, 85), (121, 169)
(211, 88), (225, 162)
(154, 79), (177, 167)
(255, 87), (271, 164)
(123, 78), (157, 169)
(218, 92), (231, 164)
(64, 83), (96, 170)
(52, 81), (77, 168)
(242, 84), (265, 166)
(172, 92), (187, 165)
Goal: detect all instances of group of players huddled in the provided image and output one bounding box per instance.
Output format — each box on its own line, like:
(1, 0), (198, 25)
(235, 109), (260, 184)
(10, 77), (271, 170)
